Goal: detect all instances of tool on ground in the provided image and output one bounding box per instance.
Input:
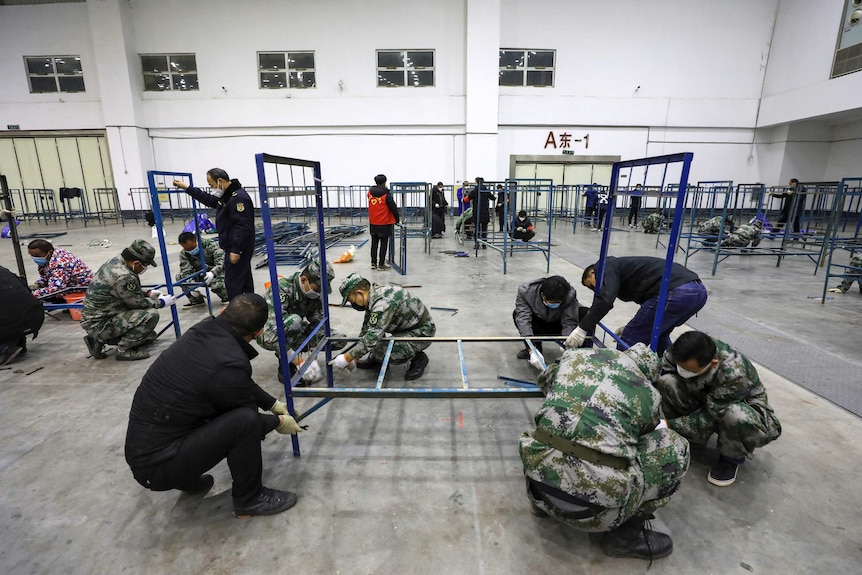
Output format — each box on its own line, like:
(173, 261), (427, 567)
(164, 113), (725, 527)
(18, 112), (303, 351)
(430, 306), (459, 316)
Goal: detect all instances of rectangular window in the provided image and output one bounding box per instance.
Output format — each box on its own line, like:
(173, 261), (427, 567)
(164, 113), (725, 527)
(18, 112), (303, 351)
(141, 54), (198, 91)
(499, 49), (555, 87)
(377, 50), (435, 87)
(258, 51), (316, 89)
(25, 56), (85, 93)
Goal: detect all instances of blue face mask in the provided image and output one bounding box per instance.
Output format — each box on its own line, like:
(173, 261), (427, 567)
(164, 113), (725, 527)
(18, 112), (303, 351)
(185, 246), (200, 256)
(32, 256), (48, 266)
(544, 301), (561, 309)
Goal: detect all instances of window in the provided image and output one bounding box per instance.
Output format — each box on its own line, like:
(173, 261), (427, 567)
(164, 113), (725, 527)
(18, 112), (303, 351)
(258, 51), (316, 89)
(25, 56), (85, 93)
(377, 50), (434, 87)
(499, 49), (555, 87)
(141, 54), (198, 91)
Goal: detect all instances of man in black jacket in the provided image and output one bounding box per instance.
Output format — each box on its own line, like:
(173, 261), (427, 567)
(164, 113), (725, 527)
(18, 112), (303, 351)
(467, 177), (495, 249)
(566, 256), (707, 356)
(0, 265), (44, 365)
(124, 294), (303, 518)
(174, 168), (255, 300)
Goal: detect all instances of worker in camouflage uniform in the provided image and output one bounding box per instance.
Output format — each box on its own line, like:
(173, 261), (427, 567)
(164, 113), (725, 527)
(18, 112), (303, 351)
(332, 272), (436, 380)
(520, 343), (689, 561)
(827, 252), (862, 294)
(698, 214), (734, 236)
(176, 232), (228, 307)
(720, 218), (763, 248)
(641, 211), (665, 234)
(655, 330), (781, 487)
(256, 258), (341, 385)
(81, 240), (178, 361)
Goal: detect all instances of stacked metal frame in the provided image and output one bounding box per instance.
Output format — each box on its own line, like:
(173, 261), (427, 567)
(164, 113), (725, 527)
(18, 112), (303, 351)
(820, 177), (862, 303)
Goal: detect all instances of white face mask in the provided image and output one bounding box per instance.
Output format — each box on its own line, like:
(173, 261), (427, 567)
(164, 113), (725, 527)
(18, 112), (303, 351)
(677, 363), (711, 379)
(518, 217), (526, 222)
(211, 180), (224, 198)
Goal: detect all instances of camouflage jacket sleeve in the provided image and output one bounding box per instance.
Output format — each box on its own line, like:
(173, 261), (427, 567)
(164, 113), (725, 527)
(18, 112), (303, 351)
(118, 272), (158, 310)
(350, 298), (393, 359)
(176, 252), (197, 280)
(204, 239), (225, 277)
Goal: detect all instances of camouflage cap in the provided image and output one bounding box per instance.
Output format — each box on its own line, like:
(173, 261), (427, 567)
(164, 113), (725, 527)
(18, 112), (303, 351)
(339, 272), (366, 305)
(622, 342), (660, 382)
(127, 239), (158, 267)
(303, 258), (335, 294)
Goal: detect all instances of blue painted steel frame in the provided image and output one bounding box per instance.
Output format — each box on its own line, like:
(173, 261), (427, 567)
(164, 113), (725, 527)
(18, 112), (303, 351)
(595, 153), (693, 353)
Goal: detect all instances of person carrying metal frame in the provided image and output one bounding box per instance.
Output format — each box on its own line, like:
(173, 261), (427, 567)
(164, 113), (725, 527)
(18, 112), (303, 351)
(176, 231), (228, 307)
(520, 343), (689, 561)
(568, 256), (707, 356)
(331, 272), (435, 380)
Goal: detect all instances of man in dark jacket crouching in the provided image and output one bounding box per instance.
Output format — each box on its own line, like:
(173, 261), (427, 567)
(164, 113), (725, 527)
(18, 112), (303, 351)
(124, 293), (303, 518)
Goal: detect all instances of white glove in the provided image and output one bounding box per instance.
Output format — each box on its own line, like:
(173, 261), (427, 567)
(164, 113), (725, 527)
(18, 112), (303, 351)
(276, 415), (303, 435)
(158, 295), (177, 308)
(434, 203), (440, 208)
(655, 419), (668, 430)
(204, 271), (215, 285)
(827, 288), (843, 294)
(330, 354), (357, 372)
(148, 289), (163, 300)
(528, 350), (545, 371)
(565, 327), (588, 348)
(299, 359), (322, 382)
(270, 400), (288, 416)
(614, 326), (624, 337)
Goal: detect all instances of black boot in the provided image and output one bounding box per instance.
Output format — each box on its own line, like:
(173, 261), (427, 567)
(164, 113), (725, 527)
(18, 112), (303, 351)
(405, 351), (429, 380)
(600, 515), (673, 561)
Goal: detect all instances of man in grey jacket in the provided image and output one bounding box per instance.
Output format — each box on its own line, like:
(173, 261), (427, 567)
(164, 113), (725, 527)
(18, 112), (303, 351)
(513, 275), (589, 369)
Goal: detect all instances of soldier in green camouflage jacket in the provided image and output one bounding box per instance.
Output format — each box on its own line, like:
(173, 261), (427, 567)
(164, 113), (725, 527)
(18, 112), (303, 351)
(655, 331), (781, 487)
(641, 212), (665, 234)
(698, 214), (734, 237)
(81, 240), (178, 361)
(720, 219), (763, 248)
(520, 343), (689, 560)
(332, 272), (436, 380)
(176, 232), (228, 305)
(828, 252), (862, 294)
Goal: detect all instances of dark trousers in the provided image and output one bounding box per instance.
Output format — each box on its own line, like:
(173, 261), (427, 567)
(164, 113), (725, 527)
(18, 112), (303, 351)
(619, 280), (708, 356)
(496, 207), (505, 232)
(777, 204), (802, 233)
(597, 205), (608, 230)
(370, 223), (394, 266)
(132, 408), (279, 505)
(224, 250), (255, 300)
(474, 221), (489, 242)
(432, 207), (447, 232)
(628, 197), (642, 225)
(584, 206), (597, 226)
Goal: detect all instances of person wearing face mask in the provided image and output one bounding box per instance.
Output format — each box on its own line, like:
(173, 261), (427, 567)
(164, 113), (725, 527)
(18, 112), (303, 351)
(332, 272), (435, 380)
(81, 240), (177, 361)
(512, 210), (535, 242)
(513, 275), (589, 370)
(430, 182), (448, 238)
(655, 331), (781, 487)
(173, 168), (255, 300)
(569, 256), (707, 356)
(176, 232), (228, 307)
(27, 239), (93, 302)
(256, 257), (341, 385)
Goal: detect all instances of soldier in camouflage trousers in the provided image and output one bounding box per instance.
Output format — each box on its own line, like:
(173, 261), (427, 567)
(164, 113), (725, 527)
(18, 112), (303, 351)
(256, 258), (340, 384)
(641, 212), (665, 234)
(81, 240), (178, 361)
(656, 331), (781, 487)
(698, 215), (735, 237)
(177, 232), (229, 305)
(828, 252), (862, 294)
(520, 343), (688, 560)
(720, 218), (763, 248)
(333, 272), (436, 380)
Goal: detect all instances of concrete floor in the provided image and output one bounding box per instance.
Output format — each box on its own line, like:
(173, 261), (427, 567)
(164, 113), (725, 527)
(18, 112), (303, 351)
(1, 215), (861, 575)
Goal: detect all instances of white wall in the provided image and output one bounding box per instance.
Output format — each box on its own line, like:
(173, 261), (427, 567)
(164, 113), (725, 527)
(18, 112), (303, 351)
(825, 119), (862, 180)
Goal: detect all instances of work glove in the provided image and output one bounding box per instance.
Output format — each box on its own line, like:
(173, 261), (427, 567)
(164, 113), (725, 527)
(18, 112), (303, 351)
(655, 419), (668, 430)
(148, 289), (163, 300)
(270, 400), (288, 416)
(434, 203), (440, 208)
(517, 227), (525, 233)
(204, 271), (215, 285)
(330, 354), (356, 372)
(827, 288), (844, 293)
(299, 359), (323, 382)
(158, 295), (177, 308)
(564, 327), (588, 348)
(528, 350), (545, 371)
(276, 414), (303, 435)
(614, 326), (624, 337)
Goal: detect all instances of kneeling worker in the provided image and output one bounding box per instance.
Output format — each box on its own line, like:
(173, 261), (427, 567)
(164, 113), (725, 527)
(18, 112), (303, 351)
(520, 343), (689, 560)
(124, 294), (303, 518)
(81, 240), (177, 361)
(332, 272), (435, 380)
(655, 330), (781, 486)
(176, 231), (229, 306)
(513, 275), (588, 370)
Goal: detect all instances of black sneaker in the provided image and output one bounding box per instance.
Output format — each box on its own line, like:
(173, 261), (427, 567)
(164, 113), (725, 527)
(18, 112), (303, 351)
(370, 263), (377, 271)
(182, 298), (205, 308)
(405, 351), (429, 380)
(517, 348), (530, 360)
(708, 457), (740, 486)
(83, 335), (107, 360)
(181, 474), (214, 495)
(233, 487), (298, 518)
(377, 264), (391, 271)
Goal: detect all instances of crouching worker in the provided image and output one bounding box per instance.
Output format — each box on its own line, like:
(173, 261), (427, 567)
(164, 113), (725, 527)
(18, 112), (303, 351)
(332, 272), (436, 380)
(520, 343), (690, 561)
(124, 294), (303, 518)
(656, 331), (781, 487)
(176, 231), (228, 306)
